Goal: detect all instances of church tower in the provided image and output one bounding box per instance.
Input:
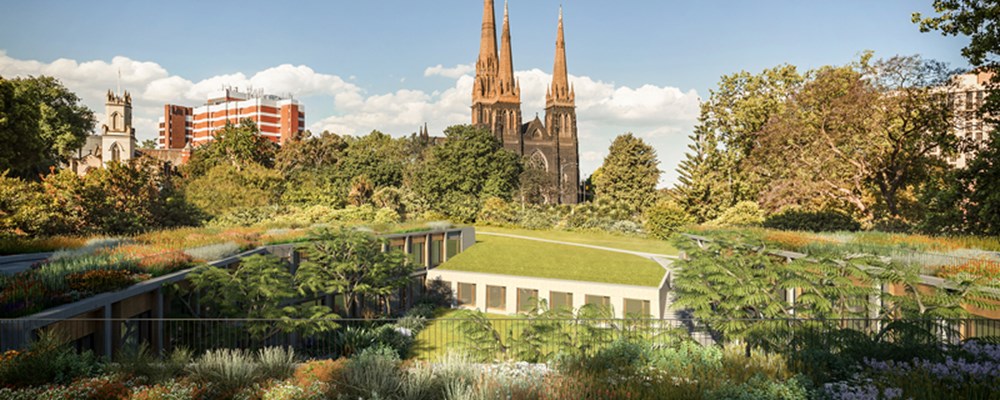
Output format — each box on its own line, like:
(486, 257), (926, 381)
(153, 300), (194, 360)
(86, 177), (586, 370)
(472, 0), (522, 153)
(101, 89), (136, 164)
(545, 7), (580, 203)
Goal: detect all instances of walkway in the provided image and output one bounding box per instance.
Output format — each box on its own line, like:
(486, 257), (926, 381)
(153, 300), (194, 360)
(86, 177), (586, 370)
(0, 252), (52, 275)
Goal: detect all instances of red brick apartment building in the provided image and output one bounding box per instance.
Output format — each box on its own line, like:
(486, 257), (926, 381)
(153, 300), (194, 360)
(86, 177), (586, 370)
(158, 88), (305, 149)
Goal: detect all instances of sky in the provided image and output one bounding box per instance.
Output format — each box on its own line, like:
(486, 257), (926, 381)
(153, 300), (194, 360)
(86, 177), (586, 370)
(0, 0), (971, 186)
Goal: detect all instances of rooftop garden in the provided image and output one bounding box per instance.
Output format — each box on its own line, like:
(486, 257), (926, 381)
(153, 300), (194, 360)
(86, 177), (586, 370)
(436, 234), (666, 287)
(689, 226), (1000, 281)
(0, 221), (458, 318)
(476, 226), (678, 256)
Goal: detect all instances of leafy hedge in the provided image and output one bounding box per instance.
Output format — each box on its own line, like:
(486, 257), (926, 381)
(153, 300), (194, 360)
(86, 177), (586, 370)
(763, 208), (861, 232)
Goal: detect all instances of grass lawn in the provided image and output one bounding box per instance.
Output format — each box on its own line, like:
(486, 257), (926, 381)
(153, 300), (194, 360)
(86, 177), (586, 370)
(476, 226), (678, 256)
(411, 308), (525, 361)
(438, 234), (666, 287)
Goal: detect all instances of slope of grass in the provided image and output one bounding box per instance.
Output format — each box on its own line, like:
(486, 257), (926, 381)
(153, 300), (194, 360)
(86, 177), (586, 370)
(438, 235), (665, 287)
(476, 226), (678, 255)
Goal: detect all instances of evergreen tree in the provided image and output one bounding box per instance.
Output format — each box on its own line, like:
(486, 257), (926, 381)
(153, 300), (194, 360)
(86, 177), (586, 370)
(674, 120), (727, 223)
(593, 133), (660, 213)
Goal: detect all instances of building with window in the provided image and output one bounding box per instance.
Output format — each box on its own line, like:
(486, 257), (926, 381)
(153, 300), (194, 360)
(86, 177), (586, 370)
(948, 71), (994, 168)
(66, 89), (138, 175)
(158, 87), (305, 149)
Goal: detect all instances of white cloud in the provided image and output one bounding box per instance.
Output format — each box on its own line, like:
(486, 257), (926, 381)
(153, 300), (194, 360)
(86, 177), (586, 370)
(424, 63), (475, 79)
(0, 50), (699, 186)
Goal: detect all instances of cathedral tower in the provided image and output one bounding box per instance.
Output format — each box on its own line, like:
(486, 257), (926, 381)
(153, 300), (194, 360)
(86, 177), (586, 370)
(545, 7), (580, 203)
(472, 0), (523, 153)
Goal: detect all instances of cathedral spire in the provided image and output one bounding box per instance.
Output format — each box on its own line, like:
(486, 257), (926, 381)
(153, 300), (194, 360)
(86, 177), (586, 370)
(479, 0), (498, 64)
(547, 5), (573, 107)
(498, 0), (519, 100)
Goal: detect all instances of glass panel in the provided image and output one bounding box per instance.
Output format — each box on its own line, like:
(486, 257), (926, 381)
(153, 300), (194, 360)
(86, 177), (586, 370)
(458, 283), (476, 305)
(517, 288), (539, 312)
(446, 239), (460, 259)
(624, 298), (650, 317)
(487, 285), (506, 310)
(430, 240), (442, 266)
(550, 291), (573, 310)
(585, 295), (610, 308)
(410, 242), (425, 266)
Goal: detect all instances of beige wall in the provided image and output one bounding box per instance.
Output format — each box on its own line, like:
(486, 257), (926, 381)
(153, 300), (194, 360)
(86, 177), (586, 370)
(428, 269), (673, 319)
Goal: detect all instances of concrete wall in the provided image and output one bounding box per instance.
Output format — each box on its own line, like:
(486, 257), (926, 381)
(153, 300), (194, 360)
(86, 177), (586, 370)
(428, 269), (671, 319)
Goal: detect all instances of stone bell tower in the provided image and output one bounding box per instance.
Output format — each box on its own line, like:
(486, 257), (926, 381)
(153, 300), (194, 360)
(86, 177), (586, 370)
(101, 89), (137, 164)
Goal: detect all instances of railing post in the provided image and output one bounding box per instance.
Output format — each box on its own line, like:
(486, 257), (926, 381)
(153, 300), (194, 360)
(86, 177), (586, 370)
(103, 305), (113, 359)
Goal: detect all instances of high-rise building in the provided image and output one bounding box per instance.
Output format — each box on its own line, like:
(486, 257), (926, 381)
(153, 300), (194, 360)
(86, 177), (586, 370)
(158, 88), (305, 148)
(948, 71), (994, 168)
(472, 0), (580, 204)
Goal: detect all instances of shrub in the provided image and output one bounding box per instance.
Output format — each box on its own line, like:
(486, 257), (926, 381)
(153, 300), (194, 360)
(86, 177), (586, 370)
(0, 330), (99, 388)
(183, 242), (242, 262)
(763, 208), (861, 232)
(709, 201), (765, 227)
(129, 380), (204, 400)
(186, 348), (260, 396)
(341, 346), (403, 399)
(257, 347), (297, 381)
(292, 358), (346, 388)
(477, 197), (517, 226)
(374, 207), (401, 225)
(66, 269), (136, 294)
(704, 374), (808, 400)
(33, 253), (138, 293)
(260, 380), (327, 400)
(111, 344), (191, 384)
(644, 199), (694, 240)
(395, 315), (428, 333)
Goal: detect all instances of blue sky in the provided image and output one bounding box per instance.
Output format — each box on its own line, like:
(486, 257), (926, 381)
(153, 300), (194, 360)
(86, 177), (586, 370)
(0, 0), (969, 186)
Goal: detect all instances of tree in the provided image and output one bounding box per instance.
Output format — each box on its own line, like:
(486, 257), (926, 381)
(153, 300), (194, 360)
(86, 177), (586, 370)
(183, 163), (282, 217)
(750, 55), (958, 223)
(674, 122), (727, 222)
(297, 228), (412, 317)
(593, 133), (660, 213)
(187, 254), (337, 341)
(914, 1), (1000, 117)
(517, 157), (555, 205)
(408, 125), (521, 222)
(140, 139), (157, 150)
(929, 128), (1000, 235)
(0, 76), (95, 179)
(183, 119), (277, 176)
(274, 130), (346, 176)
(674, 65), (803, 219)
(338, 131), (407, 189)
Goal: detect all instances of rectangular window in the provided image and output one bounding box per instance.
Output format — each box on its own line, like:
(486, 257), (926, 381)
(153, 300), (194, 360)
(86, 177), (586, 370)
(409, 241), (425, 266)
(550, 291), (573, 310)
(457, 283), (476, 306)
(446, 234), (461, 259)
(486, 285), (506, 310)
(585, 295), (611, 309)
(624, 298), (651, 318)
(430, 239), (443, 266)
(517, 288), (539, 313)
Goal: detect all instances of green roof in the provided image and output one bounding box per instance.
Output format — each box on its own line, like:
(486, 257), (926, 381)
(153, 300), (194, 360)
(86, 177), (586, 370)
(438, 234), (666, 287)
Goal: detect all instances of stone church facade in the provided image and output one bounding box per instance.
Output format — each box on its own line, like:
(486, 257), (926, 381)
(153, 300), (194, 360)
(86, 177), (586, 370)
(67, 90), (138, 175)
(472, 0), (580, 204)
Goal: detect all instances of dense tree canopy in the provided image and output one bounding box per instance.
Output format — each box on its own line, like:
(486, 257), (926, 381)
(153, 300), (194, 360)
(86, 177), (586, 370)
(408, 125), (521, 222)
(593, 133), (660, 213)
(0, 76), (95, 179)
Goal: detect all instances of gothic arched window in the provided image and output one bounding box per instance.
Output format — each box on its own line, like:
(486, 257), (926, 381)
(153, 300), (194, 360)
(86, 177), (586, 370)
(110, 142), (121, 162)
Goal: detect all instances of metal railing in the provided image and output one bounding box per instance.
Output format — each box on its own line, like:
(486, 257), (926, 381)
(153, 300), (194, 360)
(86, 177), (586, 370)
(2, 317), (999, 359)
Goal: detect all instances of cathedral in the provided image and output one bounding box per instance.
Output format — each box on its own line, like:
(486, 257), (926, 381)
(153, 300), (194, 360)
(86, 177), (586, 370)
(472, 0), (580, 204)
